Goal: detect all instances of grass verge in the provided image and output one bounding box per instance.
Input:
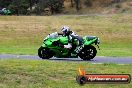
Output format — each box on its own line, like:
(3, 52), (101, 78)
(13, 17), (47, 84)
(0, 14), (132, 56)
(0, 59), (132, 88)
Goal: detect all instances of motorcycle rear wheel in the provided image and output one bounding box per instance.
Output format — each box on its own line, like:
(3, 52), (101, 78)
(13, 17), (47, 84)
(79, 45), (97, 60)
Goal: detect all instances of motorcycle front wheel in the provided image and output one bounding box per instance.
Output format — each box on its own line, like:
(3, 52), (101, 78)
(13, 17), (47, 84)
(38, 47), (53, 59)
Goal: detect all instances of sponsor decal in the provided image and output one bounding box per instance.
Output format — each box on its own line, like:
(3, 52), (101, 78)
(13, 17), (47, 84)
(76, 67), (131, 85)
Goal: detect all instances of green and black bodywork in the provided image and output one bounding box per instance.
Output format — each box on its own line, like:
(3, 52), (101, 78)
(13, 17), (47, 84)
(38, 35), (100, 60)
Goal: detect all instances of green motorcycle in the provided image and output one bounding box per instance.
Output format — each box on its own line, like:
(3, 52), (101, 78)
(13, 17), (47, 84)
(38, 33), (100, 60)
(0, 9), (12, 15)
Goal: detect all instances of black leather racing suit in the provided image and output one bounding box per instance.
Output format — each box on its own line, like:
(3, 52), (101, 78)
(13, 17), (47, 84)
(66, 31), (83, 54)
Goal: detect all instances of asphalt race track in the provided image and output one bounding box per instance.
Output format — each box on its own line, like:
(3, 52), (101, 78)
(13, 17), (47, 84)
(0, 54), (132, 64)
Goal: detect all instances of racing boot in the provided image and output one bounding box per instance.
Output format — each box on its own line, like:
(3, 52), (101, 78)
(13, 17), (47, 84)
(71, 53), (77, 57)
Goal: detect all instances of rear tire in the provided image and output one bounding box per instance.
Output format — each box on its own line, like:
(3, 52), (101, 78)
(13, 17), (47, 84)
(79, 45), (97, 60)
(38, 47), (53, 59)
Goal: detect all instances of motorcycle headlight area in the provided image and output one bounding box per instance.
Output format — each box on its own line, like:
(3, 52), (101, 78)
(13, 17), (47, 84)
(97, 38), (100, 44)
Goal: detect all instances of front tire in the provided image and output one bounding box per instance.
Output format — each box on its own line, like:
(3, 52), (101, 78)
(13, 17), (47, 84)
(79, 45), (97, 60)
(38, 47), (53, 59)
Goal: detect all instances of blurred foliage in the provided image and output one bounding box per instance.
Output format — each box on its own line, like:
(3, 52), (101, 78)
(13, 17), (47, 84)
(0, 0), (11, 8)
(84, 0), (93, 7)
(37, 0), (64, 14)
(0, 0), (126, 15)
(0, 0), (29, 15)
(0, 0), (64, 15)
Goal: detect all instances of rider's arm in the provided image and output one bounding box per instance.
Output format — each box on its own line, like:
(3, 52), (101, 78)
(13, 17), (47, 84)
(58, 33), (63, 35)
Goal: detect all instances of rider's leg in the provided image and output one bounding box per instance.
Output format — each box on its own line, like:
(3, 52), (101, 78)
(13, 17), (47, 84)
(69, 35), (84, 56)
(71, 39), (83, 56)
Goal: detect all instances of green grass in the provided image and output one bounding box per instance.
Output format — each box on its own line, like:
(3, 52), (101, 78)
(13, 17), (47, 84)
(0, 14), (132, 56)
(0, 59), (132, 88)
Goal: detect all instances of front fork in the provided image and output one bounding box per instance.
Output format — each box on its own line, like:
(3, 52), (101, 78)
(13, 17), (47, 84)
(97, 44), (100, 50)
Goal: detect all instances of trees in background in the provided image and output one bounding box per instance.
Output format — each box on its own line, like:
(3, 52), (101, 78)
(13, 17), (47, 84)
(0, 0), (123, 15)
(0, 0), (30, 15)
(4, 0), (64, 15)
(36, 0), (64, 15)
(70, 0), (92, 11)
(8, 0), (29, 15)
(29, 0), (39, 10)
(0, 0), (12, 8)
(0, 0), (97, 15)
(74, 0), (80, 11)
(70, 0), (74, 7)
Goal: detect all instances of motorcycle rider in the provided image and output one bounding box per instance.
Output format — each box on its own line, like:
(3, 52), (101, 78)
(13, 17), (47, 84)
(60, 26), (83, 56)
